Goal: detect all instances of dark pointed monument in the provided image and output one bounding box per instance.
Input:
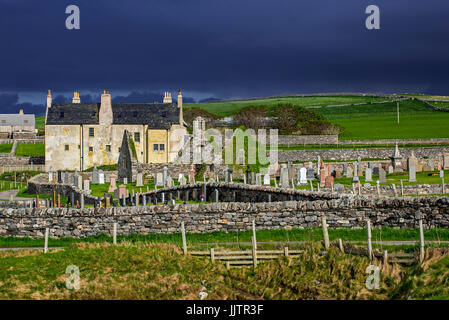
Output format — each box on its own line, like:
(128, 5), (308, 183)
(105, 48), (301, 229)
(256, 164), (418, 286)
(117, 130), (138, 183)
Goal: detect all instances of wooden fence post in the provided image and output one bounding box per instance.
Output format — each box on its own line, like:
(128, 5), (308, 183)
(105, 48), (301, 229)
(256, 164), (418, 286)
(322, 216), (329, 250)
(367, 219), (373, 261)
(252, 220), (258, 268)
(442, 178), (445, 194)
(338, 238), (344, 253)
(400, 180), (404, 196)
(181, 221), (187, 255)
(284, 246), (289, 257)
(44, 228), (49, 253)
(113, 222), (117, 245)
(419, 219), (425, 263)
(383, 250), (388, 264)
(210, 248), (215, 263)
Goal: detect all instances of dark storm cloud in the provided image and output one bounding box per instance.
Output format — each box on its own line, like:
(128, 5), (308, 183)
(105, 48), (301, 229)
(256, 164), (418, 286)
(0, 93), (44, 114)
(0, 0), (448, 112)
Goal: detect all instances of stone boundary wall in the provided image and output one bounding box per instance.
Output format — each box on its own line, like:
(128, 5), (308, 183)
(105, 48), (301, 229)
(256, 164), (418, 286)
(417, 98), (449, 113)
(0, 138), (44, 144)
(278, 147), (449, 162)
(338, 138), (449, 145)
(277, 135), (338, 145)
(1, 196), (449, 238)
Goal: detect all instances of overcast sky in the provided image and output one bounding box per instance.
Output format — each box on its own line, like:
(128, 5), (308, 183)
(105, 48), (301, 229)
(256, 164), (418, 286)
(0, 0), (448, 114)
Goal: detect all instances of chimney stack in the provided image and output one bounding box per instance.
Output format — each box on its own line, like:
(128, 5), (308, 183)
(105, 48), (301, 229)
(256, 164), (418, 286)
(99, 90), (113, 125)
(72, 91), (81, 104)
(178, 90), (184, 126)
(19, 109), (23, 115)
(47, 90), (52, 109)
(163, 91), (172, 103)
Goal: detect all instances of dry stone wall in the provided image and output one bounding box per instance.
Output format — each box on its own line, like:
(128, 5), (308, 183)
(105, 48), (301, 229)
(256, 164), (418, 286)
(1, 196), (449, 238)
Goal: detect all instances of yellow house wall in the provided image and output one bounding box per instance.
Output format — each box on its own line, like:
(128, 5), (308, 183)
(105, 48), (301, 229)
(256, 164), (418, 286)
(45, 125), (81, 171)
(147, 129), (168, 163)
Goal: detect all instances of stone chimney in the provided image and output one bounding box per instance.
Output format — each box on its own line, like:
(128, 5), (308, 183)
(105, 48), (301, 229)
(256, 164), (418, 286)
(19, 109), (23, 115)
(45, 90), (52, 124)
(72, 91), (81, 103)
(99, 90), (113, 125)
(163, 91), (172, 103)
(178, 89), (184, 126)
(47, 90), (52, 109)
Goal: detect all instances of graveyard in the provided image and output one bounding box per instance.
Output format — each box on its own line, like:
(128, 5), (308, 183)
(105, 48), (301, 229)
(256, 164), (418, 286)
(2, 94), (449, 300)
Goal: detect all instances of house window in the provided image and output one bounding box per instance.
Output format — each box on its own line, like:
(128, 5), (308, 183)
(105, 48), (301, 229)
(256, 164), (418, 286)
(118, 147), (121, 152)
(134, 132), (140, 143)
(89, 127), (94, 137)
(24, 120), (28, 124)
(1, 120), (5, 124)
(64, 145), (69, 151)
(78, 145), (80, 149)
(89, 146), (93, 152)
(133, 111), (138, 117)
(153, 144), (159, 152)
(60, 112), (64, 118)
(159, 144), (165, 151)
(106, 145), (111, 152)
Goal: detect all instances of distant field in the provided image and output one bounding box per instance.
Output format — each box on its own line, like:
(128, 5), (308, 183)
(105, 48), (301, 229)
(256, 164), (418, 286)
(35, 116), (45, 135)
(15, 143), (45, 157)
(432, 101), (449, 109)
(317, 100), (449, 140)
(184, 95), (393, 117)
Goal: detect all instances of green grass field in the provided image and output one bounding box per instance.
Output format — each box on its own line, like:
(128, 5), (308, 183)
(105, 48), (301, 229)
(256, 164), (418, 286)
(35, 116), (45, 135)
(15, 143), (45, 157)
(184, 95), (393, 117)
(0, 143), (13, 154)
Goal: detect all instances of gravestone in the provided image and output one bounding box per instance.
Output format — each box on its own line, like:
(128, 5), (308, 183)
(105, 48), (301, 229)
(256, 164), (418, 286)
(117, 130), (136, 183)
(238, 149), (245, 165)
(368, 161), (373, 169)
(92, 164), (99, 184)
(422, 164), (431, 172)
(307, 166), (314, 180)
(83, 180), (90, 192)
(48, 167), (53, 183)
(280, 167), (289, 188)
(72, 170), (79, 186)
(274, 162), (280, 177)
(263, 173), (270, 185)
(409, 165), (416, 182)
(365, 168), (372, 182)
(346, 165), (353, 178)
(108, 174), (118, 193)
(408, 151), (418, 171)
(288, 161), (295, 182)
(189, 165), (195, 184)
(440, 170), (444, 178)
(352, 163), (359, 183)
(388, 166), (394, 174)
(324, 175), (334, 188)
(299, 167), (307, 184)
(357, 157), (362, 175)
(180, 176), (187, 186)
(317, 156), (321, 176)
(373, 167), (379, 175)
(118, 184), (128, 199)
(114, 188), (120, 200)
(136, 172), (143, 187)
(77, 176), (83, 189)
(296, 167), (301, 183)
(163, 166), (168, 187)
(63, 171), (69, 184)
(379, 168), (386, 184)
(343, 162), (347, 176)
(156, 173), (164, 186)
(98, 170), (105, 184)
(57, 170), (62, 184)
(166, 176), (174, 188)
(105, 173), (110, 183)
(444, 153), (449, 169)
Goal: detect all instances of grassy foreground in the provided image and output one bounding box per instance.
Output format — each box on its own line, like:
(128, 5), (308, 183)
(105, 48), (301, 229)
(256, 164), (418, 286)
(2, 227), (449, 248)
(0, 243), (448, 299)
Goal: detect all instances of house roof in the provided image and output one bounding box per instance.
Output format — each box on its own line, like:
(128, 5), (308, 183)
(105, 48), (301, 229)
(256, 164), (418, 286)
(46, 103), (180, 129)
(0, 114), (35, 127)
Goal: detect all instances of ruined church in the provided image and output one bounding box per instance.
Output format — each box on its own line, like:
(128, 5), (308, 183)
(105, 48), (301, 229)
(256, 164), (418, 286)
(45, 90), (188, 171)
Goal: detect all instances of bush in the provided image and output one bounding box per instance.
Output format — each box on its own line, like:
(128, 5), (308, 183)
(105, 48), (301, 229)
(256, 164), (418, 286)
(299, 120), (343, 135)
(233, 105), (267, 131)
